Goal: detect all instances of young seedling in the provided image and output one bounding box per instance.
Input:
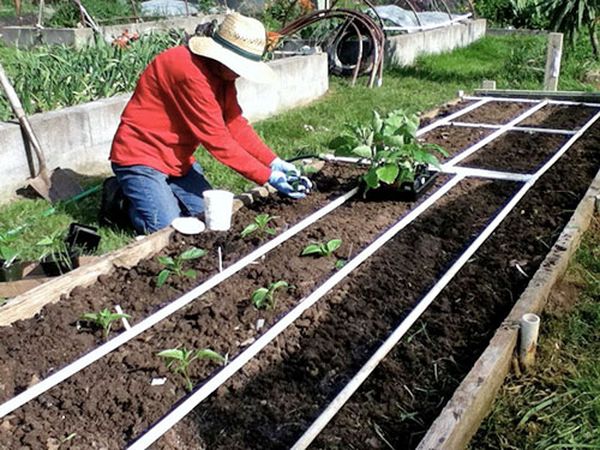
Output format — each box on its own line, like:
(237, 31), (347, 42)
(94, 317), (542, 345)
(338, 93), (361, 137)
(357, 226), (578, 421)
(301, 239), (342, 257)
(157, 347), (226, 391)
(157, 247), (206, 287)
(251, 280), (290, 310)
(80, 308), (131, 340)
(240, 214), (278, 239)
(335, 259), (347, 270)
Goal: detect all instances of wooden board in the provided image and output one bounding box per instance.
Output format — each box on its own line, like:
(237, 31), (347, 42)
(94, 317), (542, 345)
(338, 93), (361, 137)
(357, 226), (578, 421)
(474, 89), (600, 102)
(417, 168), (600, 449)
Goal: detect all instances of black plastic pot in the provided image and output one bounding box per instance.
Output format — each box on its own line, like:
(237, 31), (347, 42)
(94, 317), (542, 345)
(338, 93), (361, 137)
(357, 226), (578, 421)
(65, 223), (101, 254)
(0, 259), (24, 282)
(40, 252), (80, 277)
(362, 166), (439, 202)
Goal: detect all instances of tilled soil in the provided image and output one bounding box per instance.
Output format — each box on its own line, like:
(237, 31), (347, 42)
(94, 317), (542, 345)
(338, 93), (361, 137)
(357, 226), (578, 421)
(459, 130), (569, 172)
(458, 101), (533, 125)
(1, 103), (598, 450)
(420, 125), (493, 158)
(520, 104), (599, 129)
(311, 120), (600, 450)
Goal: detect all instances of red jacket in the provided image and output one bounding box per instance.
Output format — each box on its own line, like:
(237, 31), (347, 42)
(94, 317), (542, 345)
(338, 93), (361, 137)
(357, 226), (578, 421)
(110, 45), (276, 185)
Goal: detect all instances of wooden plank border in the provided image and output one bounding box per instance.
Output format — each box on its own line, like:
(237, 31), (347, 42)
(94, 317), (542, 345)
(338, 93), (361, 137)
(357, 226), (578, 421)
(474, 89), (600, 102)
(0, 189), (268, 327)
(417, 167), (600, 449)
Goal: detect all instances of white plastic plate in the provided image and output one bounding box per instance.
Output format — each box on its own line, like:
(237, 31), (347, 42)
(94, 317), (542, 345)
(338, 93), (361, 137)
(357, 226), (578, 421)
(171, 217), (206, 235)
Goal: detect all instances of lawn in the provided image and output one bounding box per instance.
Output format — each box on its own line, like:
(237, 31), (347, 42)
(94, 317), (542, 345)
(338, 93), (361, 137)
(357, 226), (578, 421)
(0, 32), (596, 260)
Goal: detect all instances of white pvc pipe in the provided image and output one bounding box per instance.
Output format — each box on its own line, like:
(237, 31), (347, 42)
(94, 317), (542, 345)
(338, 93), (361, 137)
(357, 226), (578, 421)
(290, 108), (600, 450)
(441, 166), (532, 182)
(441, 101), (548, 169)
(0, 187), (359, 419)
(126, 175), (465, 450)
(417, 98), (491, 136)
(519, 313), (540, 370)
(451, 121), (576, 135)
(383, 14), (472, 33)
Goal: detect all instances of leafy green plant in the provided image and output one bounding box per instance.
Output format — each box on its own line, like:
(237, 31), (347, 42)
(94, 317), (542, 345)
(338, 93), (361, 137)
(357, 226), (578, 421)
(240, 214), (278, 239)
(0, 233), (20, 268)
(330, 109), (448, 194)
(545, 0), (599, 58)
(251, 280), (290, 310)
(335, 258), (347, 270)
(156, 247), (206, 287)
(80, 308), (131, 340)
(301, 239), (342, 257)
(36, 230), (73, 271)
(158, 347), (226, 391)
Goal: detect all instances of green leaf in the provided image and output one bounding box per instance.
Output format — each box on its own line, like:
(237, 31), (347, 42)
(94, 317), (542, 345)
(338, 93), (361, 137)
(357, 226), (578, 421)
(265, 227), (277, 236)
(326, 239), (342, 254)
(240, 222), (259, 238)
(335, 259), (347, 270)
(251, 288), (269, 308)
(330, 135), (358, 155)
(157, 349), (185, 361)
(351, 145), (373, 159)
(372, 110), (383, 133)
(363, 169), (380, 189)
(157, 269), (170, 287)
(196, 348), (226, 363)
(270, 280), (289, 292)
(183, 269), (197, 279)
(158, 256), (175, 267)
(301, 244), (323, 256)
(36, 237), (54, 246)
(180, 247), (206, 260)
(376, 164), (400, 184)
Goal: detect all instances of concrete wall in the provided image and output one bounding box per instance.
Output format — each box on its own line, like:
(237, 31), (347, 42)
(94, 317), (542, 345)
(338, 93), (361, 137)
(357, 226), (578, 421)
(0, 53), (328, 201)
(1, 16), (216, 48)
(385, 19), (487, 67)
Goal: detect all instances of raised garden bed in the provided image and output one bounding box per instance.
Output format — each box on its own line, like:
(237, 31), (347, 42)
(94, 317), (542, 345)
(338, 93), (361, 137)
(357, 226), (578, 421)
(1, 94), (600, 449)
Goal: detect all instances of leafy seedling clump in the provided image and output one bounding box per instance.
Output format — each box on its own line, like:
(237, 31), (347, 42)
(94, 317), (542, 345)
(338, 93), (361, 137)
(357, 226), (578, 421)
(157, 247), (206, 287)
(251, 280), (290, 310)
(158, 347), (226, 391)
(80, 308), (131, 341)
(301, 239), (342, 257)
(330, 109), (448, 194)
(240, 214), (278, 239)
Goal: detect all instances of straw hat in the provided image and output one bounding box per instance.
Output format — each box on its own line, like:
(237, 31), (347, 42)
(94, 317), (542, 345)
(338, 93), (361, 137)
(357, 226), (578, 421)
(188, 13), (276, 84)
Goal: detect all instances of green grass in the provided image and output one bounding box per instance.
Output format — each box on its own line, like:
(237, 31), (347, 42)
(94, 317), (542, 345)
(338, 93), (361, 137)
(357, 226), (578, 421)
(0, 34), (597, 261)
(470, 223), (600, 449)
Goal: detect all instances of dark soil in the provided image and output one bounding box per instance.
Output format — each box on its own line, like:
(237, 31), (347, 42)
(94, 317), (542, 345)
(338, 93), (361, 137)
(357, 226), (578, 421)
(0, 165), (359, 404)
(419, 100), (476, 127)
(520, 104), (600, 130)
(0, 168), (450, 449)
(1, 105), (598, 450)
(458, 101), (532, 125)
(459, 130), (569, 172)
(311, 121), (600, 449)
(421, 125), (493, 158)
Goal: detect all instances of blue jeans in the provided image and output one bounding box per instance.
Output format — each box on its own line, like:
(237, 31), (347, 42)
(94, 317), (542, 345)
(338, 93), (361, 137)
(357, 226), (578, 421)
(112, 162), (212, 234)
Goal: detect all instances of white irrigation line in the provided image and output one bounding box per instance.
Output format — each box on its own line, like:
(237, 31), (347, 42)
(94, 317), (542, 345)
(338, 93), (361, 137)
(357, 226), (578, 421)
(417, 98), (491, 136)
(440, 166), (532, 182)
(451, 121), (577, 135)
(464, 95), (600, 108)
(126, 175), (465, 450)
(0, 187), (359, 419)
(383, 14), (472, 33)
(290, 108), (600, 450)
(441, 101), (548, 169)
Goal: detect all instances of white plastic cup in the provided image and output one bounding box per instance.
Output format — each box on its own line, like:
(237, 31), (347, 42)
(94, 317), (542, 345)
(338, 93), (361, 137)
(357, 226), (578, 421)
(203, 190), (234, 231)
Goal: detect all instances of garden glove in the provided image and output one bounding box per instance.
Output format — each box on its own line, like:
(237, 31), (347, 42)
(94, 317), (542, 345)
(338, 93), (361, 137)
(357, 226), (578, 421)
(269, 170), (306, 199)
(270, 157), (300, 178)
(287, 174), (313, 194)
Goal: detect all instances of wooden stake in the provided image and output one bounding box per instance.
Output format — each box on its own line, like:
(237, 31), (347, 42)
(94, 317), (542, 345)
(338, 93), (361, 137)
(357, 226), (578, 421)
(544, 33), (563, 91)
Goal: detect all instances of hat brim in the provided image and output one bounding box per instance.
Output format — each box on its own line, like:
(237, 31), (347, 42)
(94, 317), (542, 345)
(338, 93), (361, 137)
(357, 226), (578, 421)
(189, 36), (277, 85)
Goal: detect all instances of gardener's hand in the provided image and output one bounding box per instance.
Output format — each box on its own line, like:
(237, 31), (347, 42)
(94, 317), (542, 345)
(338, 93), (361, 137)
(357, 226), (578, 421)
(287, 174), (313, 194)
(269, 170), (306, 199)
(270, 157), (300, 177)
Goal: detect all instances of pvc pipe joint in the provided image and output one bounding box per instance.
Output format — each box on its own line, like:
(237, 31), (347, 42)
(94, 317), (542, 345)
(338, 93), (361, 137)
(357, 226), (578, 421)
(519, 313), (540, 371)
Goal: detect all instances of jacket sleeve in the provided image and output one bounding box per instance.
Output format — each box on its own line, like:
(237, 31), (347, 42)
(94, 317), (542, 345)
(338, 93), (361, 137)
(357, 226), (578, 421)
(223, 83), (278, 168)
(171, 77), (272, 185)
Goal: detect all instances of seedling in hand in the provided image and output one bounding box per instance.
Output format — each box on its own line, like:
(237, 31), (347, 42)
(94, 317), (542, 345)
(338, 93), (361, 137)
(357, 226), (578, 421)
(301, 239), (342, 257)
(157, 247), (206, 287)
(240, 214), (278, 239)
(80, 308), (131, 340)
(158, 347), (226, 391)
(251, 280), (290, 310)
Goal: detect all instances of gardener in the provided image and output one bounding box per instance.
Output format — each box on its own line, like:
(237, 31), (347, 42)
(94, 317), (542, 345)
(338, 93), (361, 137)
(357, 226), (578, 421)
(107, 12), (310, 234)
